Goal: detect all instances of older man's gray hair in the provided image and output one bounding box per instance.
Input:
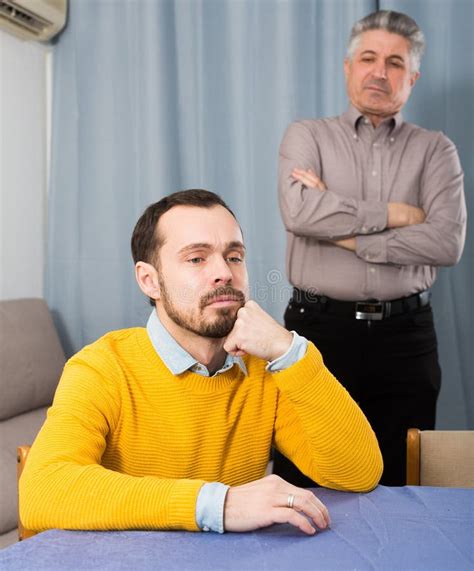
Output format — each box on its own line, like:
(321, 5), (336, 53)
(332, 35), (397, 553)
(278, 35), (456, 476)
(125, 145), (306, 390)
(347, 10), (425, 73)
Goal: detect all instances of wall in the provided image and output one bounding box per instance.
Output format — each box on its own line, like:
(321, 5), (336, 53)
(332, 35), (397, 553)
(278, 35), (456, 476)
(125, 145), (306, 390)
(0, 30), (49, 300)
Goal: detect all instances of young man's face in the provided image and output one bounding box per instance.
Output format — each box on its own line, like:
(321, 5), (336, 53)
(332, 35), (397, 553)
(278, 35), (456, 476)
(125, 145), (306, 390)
(344, 29), (419, 123)
(155, 205), (248, 338)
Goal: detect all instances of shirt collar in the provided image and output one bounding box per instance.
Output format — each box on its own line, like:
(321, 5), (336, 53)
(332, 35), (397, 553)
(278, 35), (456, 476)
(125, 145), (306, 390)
(146, 310), (247, 377)
(343, 103), (404, 133)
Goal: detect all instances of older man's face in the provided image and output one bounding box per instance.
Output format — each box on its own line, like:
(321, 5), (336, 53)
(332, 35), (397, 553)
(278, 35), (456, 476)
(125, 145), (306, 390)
(344, 29), (419, 125)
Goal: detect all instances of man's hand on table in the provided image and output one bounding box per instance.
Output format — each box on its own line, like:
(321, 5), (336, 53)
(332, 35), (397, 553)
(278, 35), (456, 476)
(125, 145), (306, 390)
(224, 474), (331, 535)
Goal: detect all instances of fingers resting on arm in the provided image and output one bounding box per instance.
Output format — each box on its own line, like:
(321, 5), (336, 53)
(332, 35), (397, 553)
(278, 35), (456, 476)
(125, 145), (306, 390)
(292, 168), (327, 191)
(388, 202), (426, 228)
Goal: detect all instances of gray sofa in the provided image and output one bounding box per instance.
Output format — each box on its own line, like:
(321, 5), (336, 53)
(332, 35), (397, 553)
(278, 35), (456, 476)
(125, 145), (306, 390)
(0, 299), (65, 548)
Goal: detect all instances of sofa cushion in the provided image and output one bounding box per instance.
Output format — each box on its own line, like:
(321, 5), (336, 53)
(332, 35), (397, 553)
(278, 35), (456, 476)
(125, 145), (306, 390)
(0, 407), (49, 534)
(0, 528), (18, 549)
(0, 299), (65, 420)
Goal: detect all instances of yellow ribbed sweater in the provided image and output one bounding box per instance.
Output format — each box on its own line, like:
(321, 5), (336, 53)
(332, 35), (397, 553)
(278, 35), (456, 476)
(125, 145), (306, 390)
(20, 328), (382, 532)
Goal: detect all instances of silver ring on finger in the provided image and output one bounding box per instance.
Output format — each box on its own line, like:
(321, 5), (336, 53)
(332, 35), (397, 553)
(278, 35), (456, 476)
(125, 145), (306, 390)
(287, 494), (295, 509)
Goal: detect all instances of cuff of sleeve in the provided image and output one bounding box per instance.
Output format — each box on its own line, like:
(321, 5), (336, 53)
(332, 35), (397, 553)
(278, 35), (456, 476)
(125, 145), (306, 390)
(195, 482), (229, 534)
(272, 342), (325, 393)
(356, 201), (388, 234)
(355, 233), (389, 263)
(266, 331), (308, 372)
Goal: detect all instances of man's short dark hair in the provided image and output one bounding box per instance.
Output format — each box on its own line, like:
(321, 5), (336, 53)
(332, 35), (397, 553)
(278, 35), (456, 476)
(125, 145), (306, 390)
(131, 188), (235, 266)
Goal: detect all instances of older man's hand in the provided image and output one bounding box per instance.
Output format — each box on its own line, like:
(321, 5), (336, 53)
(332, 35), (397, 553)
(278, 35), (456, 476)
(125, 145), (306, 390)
(224, 474), (331, 535)
(291, 167), (426, 231)
(387, 202), (426, 228)
(291, 167), (327, 191)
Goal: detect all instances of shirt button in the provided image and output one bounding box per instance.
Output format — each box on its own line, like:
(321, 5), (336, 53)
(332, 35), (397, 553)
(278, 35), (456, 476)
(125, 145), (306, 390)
(203, 526), (210, 532)
(390, 137), (395, 143)
(362, 226), (368, 233)
(299, 308), (305, 314)
(353, 133), (358, 140)
(364, 118), (369, 124)
(370, 267), (376, 274)
(371, 226), (378, 232)
(372, 170), (377, 176)
(373, 142), (379, 148)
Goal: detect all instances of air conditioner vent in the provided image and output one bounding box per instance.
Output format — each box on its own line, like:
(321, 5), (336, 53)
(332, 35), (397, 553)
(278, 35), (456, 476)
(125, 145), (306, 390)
(0, 1), (51, 35)
(0, 0), (66, 42)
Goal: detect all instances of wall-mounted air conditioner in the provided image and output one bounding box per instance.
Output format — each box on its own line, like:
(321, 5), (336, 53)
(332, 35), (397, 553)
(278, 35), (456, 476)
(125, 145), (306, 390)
(0, 0), (67, 42)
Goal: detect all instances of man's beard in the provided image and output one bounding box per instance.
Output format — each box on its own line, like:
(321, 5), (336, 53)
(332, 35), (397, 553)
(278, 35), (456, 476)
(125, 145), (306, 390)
(158, 280), (246, 339)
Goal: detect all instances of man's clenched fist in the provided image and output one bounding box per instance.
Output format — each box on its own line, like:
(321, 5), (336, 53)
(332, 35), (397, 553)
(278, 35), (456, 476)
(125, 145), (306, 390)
(224, 301), (293, 362)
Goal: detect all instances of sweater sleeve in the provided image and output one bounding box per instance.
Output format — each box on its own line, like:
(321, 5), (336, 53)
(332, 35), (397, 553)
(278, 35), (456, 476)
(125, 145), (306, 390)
(272, 343), (383, 492)
(19, 355), (205, 532)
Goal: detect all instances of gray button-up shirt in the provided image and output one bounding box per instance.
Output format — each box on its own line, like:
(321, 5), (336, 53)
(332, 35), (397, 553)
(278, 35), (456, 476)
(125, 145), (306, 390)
(278, 105), (466, 301)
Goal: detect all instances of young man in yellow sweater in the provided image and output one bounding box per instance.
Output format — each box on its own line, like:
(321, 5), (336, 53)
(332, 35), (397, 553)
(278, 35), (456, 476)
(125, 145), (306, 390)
(20, 189), (383, 536)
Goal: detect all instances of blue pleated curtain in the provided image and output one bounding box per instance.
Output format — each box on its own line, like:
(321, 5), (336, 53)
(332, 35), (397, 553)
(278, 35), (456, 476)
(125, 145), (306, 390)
(47, 0), (473, 429)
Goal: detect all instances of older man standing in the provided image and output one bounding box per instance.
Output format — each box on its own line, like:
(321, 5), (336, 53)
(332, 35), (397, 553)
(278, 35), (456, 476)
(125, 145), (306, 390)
(277, 10), (466, 486)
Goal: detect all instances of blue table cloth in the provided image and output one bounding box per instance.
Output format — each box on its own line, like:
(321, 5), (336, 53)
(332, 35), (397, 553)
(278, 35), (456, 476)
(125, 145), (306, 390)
(1, 486), (473, 570)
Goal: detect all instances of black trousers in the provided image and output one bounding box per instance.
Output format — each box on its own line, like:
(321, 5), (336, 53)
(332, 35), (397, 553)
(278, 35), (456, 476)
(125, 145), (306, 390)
(273, 298), (441, 487)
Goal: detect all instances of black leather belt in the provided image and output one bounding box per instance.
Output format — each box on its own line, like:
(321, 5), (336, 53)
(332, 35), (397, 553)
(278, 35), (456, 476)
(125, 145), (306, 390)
(291, 288), (431, 320)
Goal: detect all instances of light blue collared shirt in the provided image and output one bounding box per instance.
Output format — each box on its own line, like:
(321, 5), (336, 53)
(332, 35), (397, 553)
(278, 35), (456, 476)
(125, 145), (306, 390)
(146, 310), (308, 533)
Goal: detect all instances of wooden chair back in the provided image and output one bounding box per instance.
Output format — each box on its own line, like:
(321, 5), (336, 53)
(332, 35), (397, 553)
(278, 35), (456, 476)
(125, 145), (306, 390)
(17, 445), (36, 541)
(406, 429), (474, 487)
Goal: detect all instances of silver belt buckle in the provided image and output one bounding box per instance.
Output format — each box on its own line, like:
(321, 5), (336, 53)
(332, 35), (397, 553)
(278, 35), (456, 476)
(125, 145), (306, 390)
(355, 301), (384, 320)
